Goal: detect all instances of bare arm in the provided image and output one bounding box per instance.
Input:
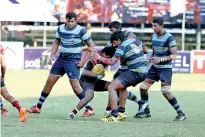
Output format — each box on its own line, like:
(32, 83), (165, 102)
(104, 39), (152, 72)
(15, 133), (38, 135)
(81, 40), (95, 65)
(82, 69), (98, 78)
(150, 47), (177, 64)
(48, 39), (60, 65)
(165, 47), (177, 61)
(98, 56), (119, 66)
(160, 35), (177, 62)
(50, 39), (60, 60)
(1, 54), (6, 79)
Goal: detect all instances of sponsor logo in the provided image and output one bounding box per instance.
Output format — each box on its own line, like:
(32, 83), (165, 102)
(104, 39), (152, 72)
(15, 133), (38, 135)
(192, 51), (205, 73)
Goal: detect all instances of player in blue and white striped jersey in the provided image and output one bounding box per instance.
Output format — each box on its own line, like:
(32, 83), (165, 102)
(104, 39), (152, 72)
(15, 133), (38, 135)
(27, 12), (95, 114)
(135, 17), (186, 121)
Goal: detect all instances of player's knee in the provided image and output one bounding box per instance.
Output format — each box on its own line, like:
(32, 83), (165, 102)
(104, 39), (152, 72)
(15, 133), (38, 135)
(86, 94), (94, 102)
(72, 86), (82, 93)
(107, 84), (115, 92)
(140, 82), (151, 92)
(84, 91), (94, 103)
(161, 83), (171, 94)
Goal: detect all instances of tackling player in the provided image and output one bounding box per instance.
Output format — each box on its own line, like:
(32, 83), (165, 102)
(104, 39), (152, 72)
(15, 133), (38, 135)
(90, 31), (149, 122)
(68, 46), (145, 120)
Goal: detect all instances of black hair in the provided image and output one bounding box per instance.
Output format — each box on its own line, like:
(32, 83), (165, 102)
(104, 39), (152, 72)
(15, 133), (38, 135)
(153, 17), (164, 26)
(102, 46), (116, 57)
(66, 12), (77, 20)
(110, 31), (125, 43)
(108, 21), (122, 30)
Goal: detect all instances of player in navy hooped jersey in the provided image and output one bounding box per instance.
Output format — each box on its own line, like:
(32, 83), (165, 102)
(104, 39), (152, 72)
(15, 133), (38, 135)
(134, 17), (186, 121)
(86, 31), (148, 122)
(27, 12), (95, 114)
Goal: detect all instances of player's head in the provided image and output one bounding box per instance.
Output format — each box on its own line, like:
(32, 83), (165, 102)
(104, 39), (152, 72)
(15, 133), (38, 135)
(101, 46), (116, 58)
(110, 31), (125, 47)
(66, 12), (77, 28)
(108, 21), (122, 33)
(152, 17), (164, 35)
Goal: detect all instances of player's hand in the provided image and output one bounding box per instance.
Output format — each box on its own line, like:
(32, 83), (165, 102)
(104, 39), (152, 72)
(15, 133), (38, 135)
(101, 71), (105, 78)
(48, 57), (54, 65)
(81, 47), (95, 52)
(150, 57), (160, 64)
(76, 61), (85, 68)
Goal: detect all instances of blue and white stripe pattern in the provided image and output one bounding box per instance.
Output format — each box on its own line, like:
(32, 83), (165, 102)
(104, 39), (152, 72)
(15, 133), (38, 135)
(151, 31), (176, 68)
(114, 38), (148, 73)
(55, 24), (92, 59)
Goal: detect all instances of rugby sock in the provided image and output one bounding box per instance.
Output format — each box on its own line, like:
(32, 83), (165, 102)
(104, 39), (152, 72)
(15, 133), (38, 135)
(141, 92), (149, 101)
(111, 110), (118, 117)
(72, 108), (78, 115)
(168, 97), (183, 114)
(118, 107), (125, 113)
(77, 92), (84, 100)
(127, 91), (141, 103)
(106, 106), (112, 111)
(0, 101), (3, 109)
(85, 104), (93, 111)
(77, 92), (93, 110)
(37, 91), (49, 109)
(12, 101), (21, 112)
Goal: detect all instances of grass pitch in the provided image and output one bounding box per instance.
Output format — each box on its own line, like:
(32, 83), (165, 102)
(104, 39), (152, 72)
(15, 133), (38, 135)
(1, 70), (205, 137)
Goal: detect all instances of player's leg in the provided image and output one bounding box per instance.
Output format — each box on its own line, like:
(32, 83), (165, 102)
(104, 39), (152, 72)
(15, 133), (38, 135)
(94, 80), (112, 114)
(69, 79), (95, 112)
(159, 68), (186, 121)
(0, 96), (8, 115)
(75, 79), (95, 117)
(134, 65), (157, 118)
(70, 79), (94, 115)
(134, 78), (154, 118)
(117, 88), (128, 120)
(101, 78), (126, 122)
(102, 70), (142, 122)
(68, 88), (95, 119)
(27, 57), (64, 113)
(102, 70), (122, 120)
(1, 84), (27, 122)
(65, 59), (94, 115)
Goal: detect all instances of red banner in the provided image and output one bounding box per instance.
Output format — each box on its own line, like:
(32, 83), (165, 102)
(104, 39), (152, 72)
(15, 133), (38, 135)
(192, 51), (205, 73)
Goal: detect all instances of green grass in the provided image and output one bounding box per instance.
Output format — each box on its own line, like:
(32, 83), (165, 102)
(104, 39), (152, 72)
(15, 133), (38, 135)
(1, 70), (205, 137)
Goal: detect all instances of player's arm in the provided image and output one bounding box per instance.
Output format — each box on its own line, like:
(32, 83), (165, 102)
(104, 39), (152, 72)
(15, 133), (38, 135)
(0, 54), (6, 80)
(94, 47), (123, 66)
(97, 56), (119, 66)
(159, 36), (177, 62)
(151, 36), (177, 63)
(80, 28), (95, 67)
(50, 39), (60, 59)
(148, 49), (154, 63)
(49, 27), (60, 64)
(82, 69), (98, 78)
(82, 40), (95, 65)
(82, 61), (104, 78)
(83, 69), (105, 80)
